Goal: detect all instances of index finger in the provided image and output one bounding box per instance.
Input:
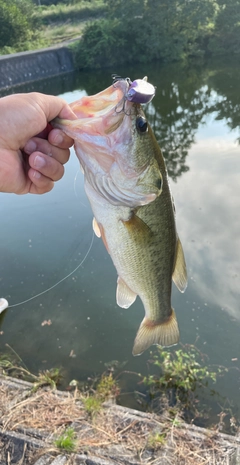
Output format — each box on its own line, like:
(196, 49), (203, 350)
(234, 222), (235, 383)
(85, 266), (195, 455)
(36, 93), (77, 122)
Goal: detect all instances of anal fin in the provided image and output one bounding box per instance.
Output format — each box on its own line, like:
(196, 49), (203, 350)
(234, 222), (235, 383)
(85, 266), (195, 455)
(172, 238), (187, 293)
(116, 277), (137, 309)
(132, 309), (179, 356)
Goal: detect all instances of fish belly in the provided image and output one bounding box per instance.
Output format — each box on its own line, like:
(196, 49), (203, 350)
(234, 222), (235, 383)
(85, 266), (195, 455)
(85, 179), (175, 317)
(85, 177), (180, 355)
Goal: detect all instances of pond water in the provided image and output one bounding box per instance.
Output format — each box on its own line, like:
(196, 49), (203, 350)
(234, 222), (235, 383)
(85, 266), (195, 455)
(1, 58), (240, 431)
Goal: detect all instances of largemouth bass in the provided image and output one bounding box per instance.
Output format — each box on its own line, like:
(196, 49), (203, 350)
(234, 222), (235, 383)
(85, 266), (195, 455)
(53, 77), (187, 355)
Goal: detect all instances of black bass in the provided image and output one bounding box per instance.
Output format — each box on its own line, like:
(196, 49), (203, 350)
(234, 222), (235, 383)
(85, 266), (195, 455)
(53, 77), (187, 355)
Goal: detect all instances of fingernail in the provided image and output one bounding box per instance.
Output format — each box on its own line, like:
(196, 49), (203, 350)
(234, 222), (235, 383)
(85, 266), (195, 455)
(53, 133), (63, 145)
(24, 140), (37, 154)
(33, 170), (41, 179)
(34, 155), (46, 169)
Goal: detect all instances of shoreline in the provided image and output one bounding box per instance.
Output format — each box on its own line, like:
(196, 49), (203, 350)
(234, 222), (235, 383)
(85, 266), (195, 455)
(1, 374), (240, 465)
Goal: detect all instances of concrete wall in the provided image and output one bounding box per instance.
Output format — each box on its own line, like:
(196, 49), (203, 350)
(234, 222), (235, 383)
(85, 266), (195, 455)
(0, 45), (74, 90)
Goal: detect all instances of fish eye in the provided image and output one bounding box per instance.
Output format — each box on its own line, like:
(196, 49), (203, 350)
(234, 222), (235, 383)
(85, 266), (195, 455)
(136, 116), (148, 133)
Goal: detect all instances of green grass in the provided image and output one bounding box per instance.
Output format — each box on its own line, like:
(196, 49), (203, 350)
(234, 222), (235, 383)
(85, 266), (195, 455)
(81, 372), (119, 416)
(54, 427), (77, 452)
(82, 395), (102, 415)
(143, 344), (227, 424)
(148, 432), (166, 449)
(33, 1), (106, 25)
(33, 0), (106, 49)
(0, 1), (106, 55)
(41, 21), (85, 45)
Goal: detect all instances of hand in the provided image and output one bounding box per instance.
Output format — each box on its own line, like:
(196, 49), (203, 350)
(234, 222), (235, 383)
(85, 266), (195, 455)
(0, 92), (76, 194)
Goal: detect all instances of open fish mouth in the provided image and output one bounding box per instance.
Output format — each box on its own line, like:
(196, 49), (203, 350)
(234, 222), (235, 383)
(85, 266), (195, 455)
(52, 77), (162, 207)
(54, 80), (129, 135)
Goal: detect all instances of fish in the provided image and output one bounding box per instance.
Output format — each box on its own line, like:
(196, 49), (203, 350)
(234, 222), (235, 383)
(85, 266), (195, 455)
(52, 77), (187, 356)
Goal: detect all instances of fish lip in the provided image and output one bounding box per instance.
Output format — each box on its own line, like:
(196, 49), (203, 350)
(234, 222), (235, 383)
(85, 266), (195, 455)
(73, 80), (129, 120)
(52, 80), (130, 136)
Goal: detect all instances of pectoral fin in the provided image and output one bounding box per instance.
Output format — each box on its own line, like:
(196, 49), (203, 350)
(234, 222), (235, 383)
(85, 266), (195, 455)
(122, 213), (153, 238)
(92, 219), (110, 253)
(116, 277), (137, 309)
(92, 217), (101, 238)
(132, 309), (179, 356)
(172, 238), (187, 293)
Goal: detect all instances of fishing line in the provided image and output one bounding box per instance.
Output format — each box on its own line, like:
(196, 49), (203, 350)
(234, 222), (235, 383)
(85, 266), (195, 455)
(0, 230), (94, 311)
(73, 169), (80, 198)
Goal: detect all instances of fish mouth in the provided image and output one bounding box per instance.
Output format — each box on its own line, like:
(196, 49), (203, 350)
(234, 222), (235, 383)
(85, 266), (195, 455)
(52, 80), (162, 207)
(54, 80), (129, 137)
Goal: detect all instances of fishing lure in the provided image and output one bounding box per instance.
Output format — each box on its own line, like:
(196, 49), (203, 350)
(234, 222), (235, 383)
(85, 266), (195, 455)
(127, 77), (156, 104)
(112, 75), (156, 104)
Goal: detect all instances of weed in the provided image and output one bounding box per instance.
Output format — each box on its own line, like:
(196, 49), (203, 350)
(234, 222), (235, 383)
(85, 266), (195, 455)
(0, 346), (62, 391)
(82, 395), (102, 415)
(0, 354), (15, 371)
(32, 367), (62, 391)
(148, 432), (166, 449)
(143, 344), (227, 421)
(96, 372), (120, 400)
(81, 372), (119, 415)
(54, 427), (77, 452)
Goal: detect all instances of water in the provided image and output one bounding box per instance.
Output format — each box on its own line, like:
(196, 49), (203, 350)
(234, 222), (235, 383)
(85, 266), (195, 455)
(1, 58), (240, 430)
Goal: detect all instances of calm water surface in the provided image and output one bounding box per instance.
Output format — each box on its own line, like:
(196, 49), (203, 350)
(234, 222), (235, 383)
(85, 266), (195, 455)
(1, 59), (240, 429)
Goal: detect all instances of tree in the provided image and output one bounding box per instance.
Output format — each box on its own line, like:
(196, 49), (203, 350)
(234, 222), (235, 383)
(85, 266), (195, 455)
(209, 0), (240, 54)
(0, 0), (34, 48)
(76, 0), (218, 69)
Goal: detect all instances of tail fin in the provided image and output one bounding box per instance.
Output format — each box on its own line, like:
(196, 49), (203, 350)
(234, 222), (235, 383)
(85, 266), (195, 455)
(132, 309), (179, 356)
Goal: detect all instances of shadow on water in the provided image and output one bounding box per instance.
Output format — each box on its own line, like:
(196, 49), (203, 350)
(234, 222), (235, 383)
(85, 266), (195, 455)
(1, 57), (240, 432)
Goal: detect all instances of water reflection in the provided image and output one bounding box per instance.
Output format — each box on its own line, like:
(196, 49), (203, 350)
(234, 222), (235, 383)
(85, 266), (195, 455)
(145, 60), (240, 181)
(178, 127), (240, 322)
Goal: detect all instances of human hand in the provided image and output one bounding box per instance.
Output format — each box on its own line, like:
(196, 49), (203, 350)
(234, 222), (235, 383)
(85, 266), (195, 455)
(0, 92), (76, 194)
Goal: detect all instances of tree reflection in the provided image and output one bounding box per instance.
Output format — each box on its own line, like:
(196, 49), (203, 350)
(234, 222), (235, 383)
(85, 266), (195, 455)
(143, 63), (207, 180)
(143, 60), (240, 181)
(205, 60), (240, 139)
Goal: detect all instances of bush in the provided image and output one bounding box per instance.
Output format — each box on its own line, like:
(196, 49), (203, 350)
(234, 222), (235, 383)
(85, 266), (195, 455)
(72, 19), (126, 69)
(73, 0), (218, 69)
(208, 1), (240, 55)
(0, 0), (34, 48)
(143, 344), (227, 421)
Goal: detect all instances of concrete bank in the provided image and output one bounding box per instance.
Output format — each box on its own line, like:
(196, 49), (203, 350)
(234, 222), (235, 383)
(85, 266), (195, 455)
(0, 43), (75, 91)
(0, 375), (240, 465)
